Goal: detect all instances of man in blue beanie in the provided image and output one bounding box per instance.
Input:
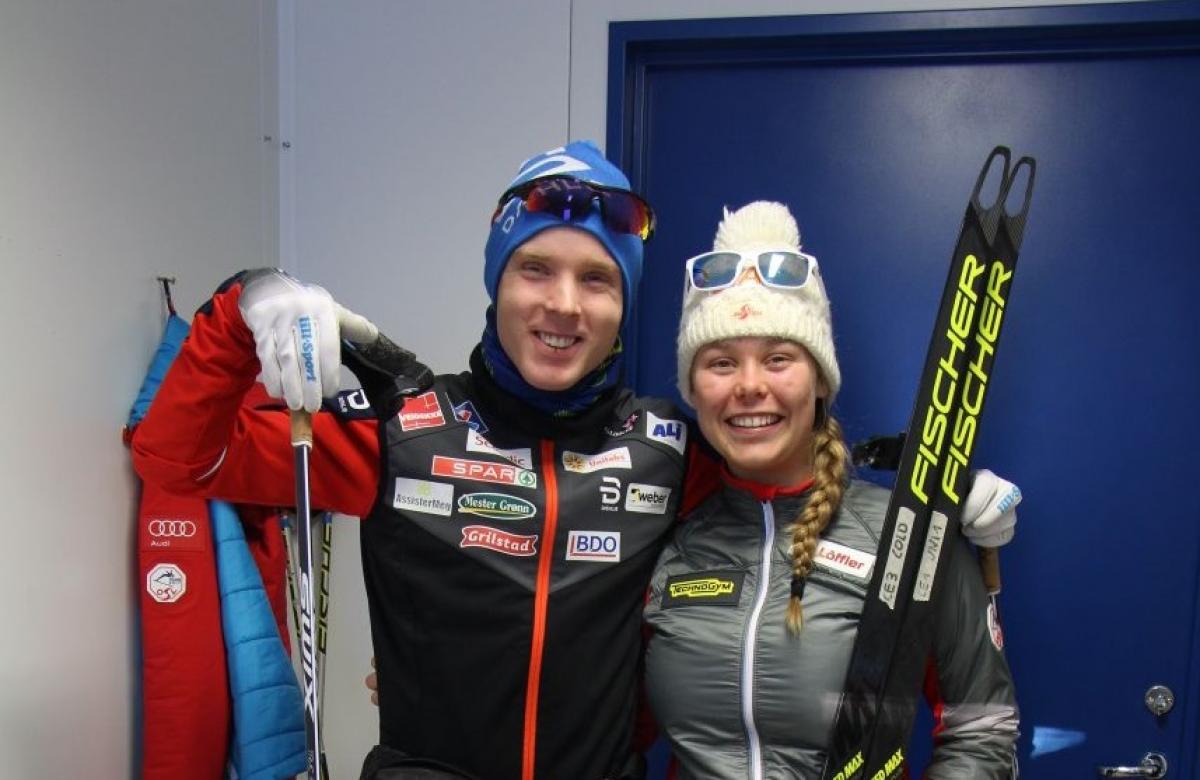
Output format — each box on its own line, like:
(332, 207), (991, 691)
(133, 140), (700, 780)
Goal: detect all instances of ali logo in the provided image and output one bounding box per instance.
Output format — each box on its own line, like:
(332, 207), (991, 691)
(431, 455), (537, 489)
(646, 411), (687, 455)
(599, 476), (621, 512)
(146, 563), (187, 603)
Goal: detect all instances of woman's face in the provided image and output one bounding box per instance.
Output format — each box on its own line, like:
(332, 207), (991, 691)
(690, 337), (825, 486)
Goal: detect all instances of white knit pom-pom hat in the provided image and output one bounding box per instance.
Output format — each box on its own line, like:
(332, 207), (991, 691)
(675, 201), (840, 402)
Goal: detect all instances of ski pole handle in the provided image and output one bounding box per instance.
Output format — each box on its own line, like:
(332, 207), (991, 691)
(978, 545), (1001, 596)
(291, 409), (314, 447)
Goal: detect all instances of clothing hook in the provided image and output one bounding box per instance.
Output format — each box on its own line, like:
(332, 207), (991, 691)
(157, 276), (177, 316)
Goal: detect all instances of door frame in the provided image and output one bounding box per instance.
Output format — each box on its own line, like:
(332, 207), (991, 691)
(606, 1), (1200, 776)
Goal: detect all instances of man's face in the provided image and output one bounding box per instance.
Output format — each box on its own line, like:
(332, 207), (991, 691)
(496, 226), (623, 392)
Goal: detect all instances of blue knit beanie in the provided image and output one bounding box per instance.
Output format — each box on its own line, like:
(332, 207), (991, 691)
(483, 140), (643, 326)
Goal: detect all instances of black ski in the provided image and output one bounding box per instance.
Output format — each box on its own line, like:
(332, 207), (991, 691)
(821, 146), (1035, 780)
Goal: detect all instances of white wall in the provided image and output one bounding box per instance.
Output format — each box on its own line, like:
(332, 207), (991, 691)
(0, 0), (1147, 776)
(0, 0), (273, 776)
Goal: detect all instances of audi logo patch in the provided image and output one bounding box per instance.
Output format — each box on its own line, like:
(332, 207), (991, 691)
(148, 519), (197, 538)
(143, 516), (205, 552)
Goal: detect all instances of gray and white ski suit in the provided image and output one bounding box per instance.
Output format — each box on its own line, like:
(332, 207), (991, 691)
(644, 477), (1018, 779)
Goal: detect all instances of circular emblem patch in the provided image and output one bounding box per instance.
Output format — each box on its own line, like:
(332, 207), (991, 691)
(147, 563), (187, 604)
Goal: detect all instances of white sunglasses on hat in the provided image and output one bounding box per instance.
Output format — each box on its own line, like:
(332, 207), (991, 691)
(684, 249), (818, 293)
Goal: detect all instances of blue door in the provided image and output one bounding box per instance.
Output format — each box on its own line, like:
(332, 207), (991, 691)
(610, 3), (1200, 777)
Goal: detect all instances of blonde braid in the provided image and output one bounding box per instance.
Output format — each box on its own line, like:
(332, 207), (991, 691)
(784, 412), (850, 635)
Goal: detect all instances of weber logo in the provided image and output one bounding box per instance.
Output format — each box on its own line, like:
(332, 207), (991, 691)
(399, 391), (446, 432)
(814, 539), (875, 582)
(465, 431), (533, 470)
(393, 478), (454, 517)
(566, 531), (621, 562)
(646, 411), (687, 455)
(460, 525), (538, 557)
(625, 483), (671, 515)
(562, 446), (632, 474)
(662, 570), (745, 608)
(432, 455), (537, 489)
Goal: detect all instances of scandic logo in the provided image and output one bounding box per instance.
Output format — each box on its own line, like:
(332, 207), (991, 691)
(399, 391), (445, 432)
(457, 493), (536, 521)
(460, 525), (538, 557)
(465, 431), (533, 470)
(432, 456), (537, 489)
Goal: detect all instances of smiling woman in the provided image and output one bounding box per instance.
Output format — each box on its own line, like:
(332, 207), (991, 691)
(643, 201), (1020, 779)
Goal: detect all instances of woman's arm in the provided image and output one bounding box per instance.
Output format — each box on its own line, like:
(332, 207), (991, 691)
(923, 535), (1020, 779)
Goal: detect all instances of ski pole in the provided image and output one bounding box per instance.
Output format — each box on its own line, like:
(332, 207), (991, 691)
(978, 547), (1001, 596)
(291, 410), (324, 780)
(317, 510), (333, 777)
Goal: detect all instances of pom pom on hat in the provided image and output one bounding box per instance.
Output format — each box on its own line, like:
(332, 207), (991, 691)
(676, 201), (841, 402)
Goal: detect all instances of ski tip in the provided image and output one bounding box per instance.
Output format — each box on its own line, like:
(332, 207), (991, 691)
(1003, 156), (1037, 251)
(972, 146), (1012, 212)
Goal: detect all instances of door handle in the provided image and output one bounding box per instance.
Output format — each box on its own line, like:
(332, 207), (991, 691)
(1097, 752), (1168, 778)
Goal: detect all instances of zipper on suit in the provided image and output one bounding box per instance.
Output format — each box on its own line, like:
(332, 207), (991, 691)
(522, 439), (559, 780)
(740, 500), (774, 780)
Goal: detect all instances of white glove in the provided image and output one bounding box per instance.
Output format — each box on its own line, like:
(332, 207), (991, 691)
(238, 269), (379, 412)
(960, 469), (1021, 548)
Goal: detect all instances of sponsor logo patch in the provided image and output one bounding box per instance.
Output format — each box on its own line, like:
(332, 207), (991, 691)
(625, 483), (672, 515)
(456, 492), (536, 521)
(146, 563), (187, 603)
(432, 455), (537, 489)
(331, 388), (374, 419)
(605, 412), (639, 437)
(987, 601), (1005, 650)
(146, 517), (204, 551)
(393, 477), (454, 517)
(599, 476), (621, 511)
(662, 570), (745, 608)
(566, 531), (621, 562)
(562, 446), (632, 474)
(398, 391), (446, 432)
(465, 431), (533, 470)
(460, 525), (538, 557)
(646, 411), (687, 455)
(452, 399), (488, 434)
(813, 539), (875, 582)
